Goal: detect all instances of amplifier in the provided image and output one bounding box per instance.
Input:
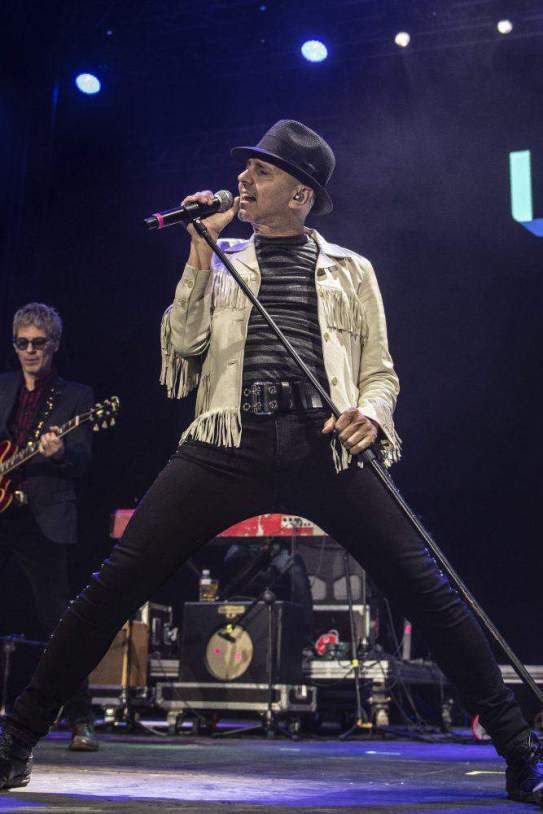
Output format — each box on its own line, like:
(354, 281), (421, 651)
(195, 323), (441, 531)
(179, 601), (304, 684)
(88, 620), (148, 689)
(89, 602), (175, 693)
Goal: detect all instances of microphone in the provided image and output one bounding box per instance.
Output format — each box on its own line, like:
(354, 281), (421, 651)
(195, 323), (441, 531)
(144, 190), (234, 231)
(217, 626), (236, 643)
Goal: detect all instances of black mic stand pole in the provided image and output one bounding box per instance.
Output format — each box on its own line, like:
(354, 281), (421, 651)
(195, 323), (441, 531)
(338, 551), (372, 741)
(1, 636), (46, 717)
(185, 216), (543, 710)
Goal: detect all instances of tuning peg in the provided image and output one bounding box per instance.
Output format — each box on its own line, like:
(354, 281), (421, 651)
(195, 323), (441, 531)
(101, 420), (109, 429)
(93, 423), (100, 432)
(109, 417), (116, 426)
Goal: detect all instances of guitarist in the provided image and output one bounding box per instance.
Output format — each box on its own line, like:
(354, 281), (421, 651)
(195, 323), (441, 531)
(0, 302), (98, 752)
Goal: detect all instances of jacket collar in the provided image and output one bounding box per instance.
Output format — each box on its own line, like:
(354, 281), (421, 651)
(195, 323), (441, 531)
(223, 228), (353, 272)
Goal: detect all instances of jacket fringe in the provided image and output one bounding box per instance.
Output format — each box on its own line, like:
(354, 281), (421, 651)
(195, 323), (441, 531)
(320, 288), (363, 335)
(196, 372), (212, 414)
(180, 408), (242, 448)
(160, 307), (201, 399)
(379, 432), (402, 467)
(213, 270), (251, 311)
(331, 436), (352, 473)
(371, 399), (402, 467)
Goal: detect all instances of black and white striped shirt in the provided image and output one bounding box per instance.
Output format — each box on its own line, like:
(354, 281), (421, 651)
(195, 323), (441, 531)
(242, 233), (329, 390)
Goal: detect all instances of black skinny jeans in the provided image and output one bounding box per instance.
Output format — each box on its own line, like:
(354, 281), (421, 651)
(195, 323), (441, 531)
(8, 410), (528, 753)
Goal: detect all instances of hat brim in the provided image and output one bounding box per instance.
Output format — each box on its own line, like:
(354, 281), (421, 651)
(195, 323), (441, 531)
(231, 146), (333, 216)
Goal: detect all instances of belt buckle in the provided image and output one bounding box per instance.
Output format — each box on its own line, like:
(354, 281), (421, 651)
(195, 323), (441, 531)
(251, 381), (278, 415)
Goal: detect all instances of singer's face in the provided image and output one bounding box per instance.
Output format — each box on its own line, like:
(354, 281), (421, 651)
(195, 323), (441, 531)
(237, 158), (299, 226)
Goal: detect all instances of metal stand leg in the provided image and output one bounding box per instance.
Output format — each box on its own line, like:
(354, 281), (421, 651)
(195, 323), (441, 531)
(214, 590), (298, 740)
(97, 619), (159, 736)
(0, 639), (16, 717)
(0, 635), (46, 717)
(339, 553), (373, 740)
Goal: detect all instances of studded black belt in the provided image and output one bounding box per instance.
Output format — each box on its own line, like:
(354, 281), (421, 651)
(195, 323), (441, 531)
(241, 380), (327, 416)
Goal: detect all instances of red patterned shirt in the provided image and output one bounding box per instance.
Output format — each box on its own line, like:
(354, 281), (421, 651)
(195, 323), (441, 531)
(9, 370), (56, 449)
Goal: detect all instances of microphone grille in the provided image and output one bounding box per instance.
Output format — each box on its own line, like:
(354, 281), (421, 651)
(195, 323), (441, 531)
(215, 189), (234, 212)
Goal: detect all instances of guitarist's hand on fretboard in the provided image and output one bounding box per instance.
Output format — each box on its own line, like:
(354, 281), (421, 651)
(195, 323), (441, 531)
(38, 426), (65, 462)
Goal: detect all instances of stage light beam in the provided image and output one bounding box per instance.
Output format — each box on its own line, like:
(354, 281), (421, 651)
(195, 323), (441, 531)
(497, 19), (513, 35)
(75, 73), (101, 94)
(301, 40), (328, 63)
(394, 31), (411, 48)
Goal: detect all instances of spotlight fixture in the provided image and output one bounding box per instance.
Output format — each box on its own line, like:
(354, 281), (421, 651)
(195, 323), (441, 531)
(75, 73), (101, 94)
(394, 31), (411, 48)
(301, 40), (328, 63)
(497, 19), (513, 35)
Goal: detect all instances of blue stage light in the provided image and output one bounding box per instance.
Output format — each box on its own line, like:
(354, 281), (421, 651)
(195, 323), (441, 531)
(75, 73), (101, 94)
(301, 40), (328, 63)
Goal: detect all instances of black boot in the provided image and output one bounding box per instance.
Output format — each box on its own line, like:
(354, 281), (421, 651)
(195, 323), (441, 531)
(0, 726), (33, 790)
(68, 721), (99, 752)
(506, 731), (543, 807)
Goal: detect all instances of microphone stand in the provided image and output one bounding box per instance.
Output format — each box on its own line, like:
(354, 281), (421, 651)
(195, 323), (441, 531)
(0, 635), (46, 716)
(213, 550), (300, 740)
(180, 216), (543, 711)
(218, 541), (277, 602)
(108, 615), (158, 736)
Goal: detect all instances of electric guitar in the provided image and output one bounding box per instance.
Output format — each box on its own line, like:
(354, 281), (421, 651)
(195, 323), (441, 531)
(0, 396), (120, 514)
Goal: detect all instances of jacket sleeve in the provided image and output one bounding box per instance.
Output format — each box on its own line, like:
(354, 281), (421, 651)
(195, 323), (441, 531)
(168, 264), (215, 356)
(356, 260), (401, 463)
(160, 264), (214, 399)
(53, 385), (94, 479)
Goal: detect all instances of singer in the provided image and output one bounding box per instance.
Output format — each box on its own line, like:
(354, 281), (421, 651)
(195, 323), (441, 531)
(1, 120), (542, 807)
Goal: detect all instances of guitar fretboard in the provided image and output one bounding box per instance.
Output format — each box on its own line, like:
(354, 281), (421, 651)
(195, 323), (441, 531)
(0, 414), (84, 476)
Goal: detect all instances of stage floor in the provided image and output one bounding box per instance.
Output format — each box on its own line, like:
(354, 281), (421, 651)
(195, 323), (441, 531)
(0, 731), (534, 813)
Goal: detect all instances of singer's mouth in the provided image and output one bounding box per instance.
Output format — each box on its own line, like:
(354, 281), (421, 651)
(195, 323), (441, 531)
(240, 191), (256, 202)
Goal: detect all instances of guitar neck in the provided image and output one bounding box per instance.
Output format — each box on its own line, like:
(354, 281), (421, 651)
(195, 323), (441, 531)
(0, 413), (90, 477)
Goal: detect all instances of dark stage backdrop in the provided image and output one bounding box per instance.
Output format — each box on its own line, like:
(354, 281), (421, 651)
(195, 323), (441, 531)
(1, 3), (542, 674)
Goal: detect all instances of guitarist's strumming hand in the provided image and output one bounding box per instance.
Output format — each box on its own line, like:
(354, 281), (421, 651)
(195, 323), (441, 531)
(38, 426), (65, 462)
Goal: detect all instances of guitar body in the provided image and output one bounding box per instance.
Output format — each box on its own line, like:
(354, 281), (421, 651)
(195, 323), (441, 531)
(0, 439), (17, 513)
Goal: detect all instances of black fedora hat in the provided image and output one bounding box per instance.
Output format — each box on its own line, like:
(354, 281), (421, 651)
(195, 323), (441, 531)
(231, 119), (335, 215)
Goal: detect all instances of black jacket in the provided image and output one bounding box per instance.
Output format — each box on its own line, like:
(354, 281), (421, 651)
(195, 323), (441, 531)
(0, 371), (94, 544)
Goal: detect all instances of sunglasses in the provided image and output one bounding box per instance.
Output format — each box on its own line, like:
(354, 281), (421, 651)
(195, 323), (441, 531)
(13, 337), (50, 351)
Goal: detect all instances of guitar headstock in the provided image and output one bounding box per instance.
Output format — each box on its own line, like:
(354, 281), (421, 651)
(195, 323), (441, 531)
(91, 396), (120, 432)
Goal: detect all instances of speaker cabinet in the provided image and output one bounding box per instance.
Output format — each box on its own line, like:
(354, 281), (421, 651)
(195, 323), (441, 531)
(89, 620), (148, 689)
(180, 601), (304, 684)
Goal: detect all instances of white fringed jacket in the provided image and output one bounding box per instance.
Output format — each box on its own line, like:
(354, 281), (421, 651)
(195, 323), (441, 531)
(160, 229), (401, 471)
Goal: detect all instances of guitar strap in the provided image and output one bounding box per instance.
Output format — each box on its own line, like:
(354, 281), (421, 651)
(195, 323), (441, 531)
(23, 376), (64, 450)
